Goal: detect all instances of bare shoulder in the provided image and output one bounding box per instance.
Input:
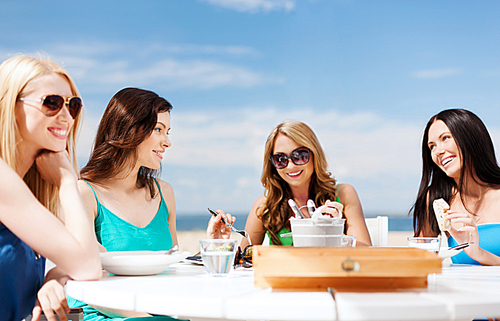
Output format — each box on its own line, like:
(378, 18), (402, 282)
(253, 195), (267, 206)
(337, 183), (360, 201)
(156, 178), (174, 196)
(251, 195), (267, 214)
(77, 180), (93, 195)
(77, 180), (98, 219)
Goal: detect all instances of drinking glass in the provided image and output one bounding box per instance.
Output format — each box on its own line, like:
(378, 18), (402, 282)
(200, 239), (237, 277)
(407, 237), (440, 253)
(341, 235), (357, 247)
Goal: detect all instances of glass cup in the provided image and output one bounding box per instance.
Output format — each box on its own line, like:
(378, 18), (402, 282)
(407, 237), (440, 253)
(199, 239), (237, 277)
(341, 235), (357, 247)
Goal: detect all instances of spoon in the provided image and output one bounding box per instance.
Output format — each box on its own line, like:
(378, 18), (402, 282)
(307, 199), (316, 217)
(288, 199), (304, 219)
(165, 245), (179, 255)
(208, 208), (252, 245)
(448, 243), (470, 251)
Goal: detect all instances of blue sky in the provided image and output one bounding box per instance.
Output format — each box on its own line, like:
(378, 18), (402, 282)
(2, 0), (500, 217)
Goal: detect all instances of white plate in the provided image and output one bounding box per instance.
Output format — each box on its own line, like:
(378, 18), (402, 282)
(438, 248), (464, 259)
(100, 250), (189, 276)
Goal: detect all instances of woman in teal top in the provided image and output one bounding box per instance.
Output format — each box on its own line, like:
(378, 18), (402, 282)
(413, 109), (500, 266)
(68, 88), (181, 320)
(215, 120), (372, 248)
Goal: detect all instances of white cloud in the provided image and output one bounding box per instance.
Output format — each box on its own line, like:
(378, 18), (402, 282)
(161, 44), (259, 56)
(152, 108), (424, 180)
(29, 42), (281, 92)
(410, 68), (463, 79)
(1, 42), (276, 92)
(77, 106), (500, 214)
(201, 0), (295, 12)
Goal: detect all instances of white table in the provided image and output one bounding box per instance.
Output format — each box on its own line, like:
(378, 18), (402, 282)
(66, 263), (500, 321)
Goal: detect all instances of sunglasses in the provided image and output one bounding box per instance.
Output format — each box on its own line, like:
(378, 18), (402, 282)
(270, 147), (311, 169)
(20, 94), (82, 119)
(234, 245), (253, 268)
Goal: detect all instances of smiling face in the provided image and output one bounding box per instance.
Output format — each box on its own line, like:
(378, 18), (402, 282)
(427, 120), (462, 180)
(272, 133), (314, 189)
(136, 112), (171, 170)
(15, 73), (75, 155)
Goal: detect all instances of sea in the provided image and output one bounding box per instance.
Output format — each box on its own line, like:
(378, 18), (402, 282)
(176, 213), (414, 232)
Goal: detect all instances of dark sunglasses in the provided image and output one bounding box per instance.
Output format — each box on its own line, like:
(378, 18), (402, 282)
(234, 245), (253, 268)
(20, 94), (82, 119)
(270, 147), (311, 169)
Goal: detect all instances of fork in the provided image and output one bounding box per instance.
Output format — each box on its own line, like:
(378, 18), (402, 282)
(208, 208), (252, 245)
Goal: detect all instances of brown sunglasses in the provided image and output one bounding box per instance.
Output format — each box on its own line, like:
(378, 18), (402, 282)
(20, 94), (82, 119)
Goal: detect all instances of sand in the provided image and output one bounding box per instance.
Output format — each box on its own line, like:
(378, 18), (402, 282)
(177, 230), (414, 254)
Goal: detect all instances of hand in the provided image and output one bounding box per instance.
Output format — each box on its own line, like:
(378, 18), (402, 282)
(207, 209), (235, 239)
(314, 200), (343, 218)
(36, 150), (77, 188)
(446, 211), (480, 257)
(32, 278), (70, 321)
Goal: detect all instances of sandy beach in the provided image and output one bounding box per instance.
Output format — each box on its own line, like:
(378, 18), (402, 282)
(177, 230), (414, 254)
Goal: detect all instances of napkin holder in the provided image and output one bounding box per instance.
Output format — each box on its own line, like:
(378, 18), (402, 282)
(253, 246), (441, 291)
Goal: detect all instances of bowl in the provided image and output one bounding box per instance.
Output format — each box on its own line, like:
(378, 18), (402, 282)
(407, 237), (440, 252)
(100, 250), (189, 276)
(290, 217), (345, 247)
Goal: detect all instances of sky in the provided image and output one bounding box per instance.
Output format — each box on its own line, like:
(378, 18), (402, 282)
(1, 0), (500, 218)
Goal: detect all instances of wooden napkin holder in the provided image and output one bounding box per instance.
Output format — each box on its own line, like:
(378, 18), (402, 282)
(253, 246), (442, 291)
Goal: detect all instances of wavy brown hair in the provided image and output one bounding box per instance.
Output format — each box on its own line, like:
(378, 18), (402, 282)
(80, 87), (172, 198)
(259, 120), (338, 245)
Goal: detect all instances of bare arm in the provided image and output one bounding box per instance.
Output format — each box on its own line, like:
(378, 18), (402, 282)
(0, 154), (101, 280)
(241, 196), (267, 248)
(159, 179), (178, 247)
(447, 211), (500, 266)
(77, 180), (107, 252)
(338, 184), (372, 246)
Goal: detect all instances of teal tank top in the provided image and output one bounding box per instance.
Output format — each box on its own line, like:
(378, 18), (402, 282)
(448, 223), (500, 265)
(68, 178), (176, 321)
(89, 179), (173, 251)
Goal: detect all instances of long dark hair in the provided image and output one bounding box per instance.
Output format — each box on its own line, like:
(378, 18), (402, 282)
(412, 109), (500, 236)
(81, 87), (172, 198)
(260, 120), (337, 245)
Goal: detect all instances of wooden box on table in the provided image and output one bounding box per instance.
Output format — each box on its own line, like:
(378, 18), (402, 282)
(253, 246), (442, 291)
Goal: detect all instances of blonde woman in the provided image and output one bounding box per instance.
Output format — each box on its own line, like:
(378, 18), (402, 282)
(232, 120), (371, 247)
(0, 56), (101, 321)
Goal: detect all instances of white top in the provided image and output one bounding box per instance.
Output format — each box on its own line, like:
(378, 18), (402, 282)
(66, 263), (500, 320)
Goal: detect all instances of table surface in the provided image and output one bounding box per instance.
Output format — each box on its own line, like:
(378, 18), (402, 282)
(66, 262), (500, 321)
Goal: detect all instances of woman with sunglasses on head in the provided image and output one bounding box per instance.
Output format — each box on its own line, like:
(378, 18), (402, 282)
(0, 56), (101, 321)
(413, 109), (500, 265)
(209, 120), (371, 247)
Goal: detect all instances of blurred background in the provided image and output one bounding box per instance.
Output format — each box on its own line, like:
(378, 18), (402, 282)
(2, 0), (500, 232)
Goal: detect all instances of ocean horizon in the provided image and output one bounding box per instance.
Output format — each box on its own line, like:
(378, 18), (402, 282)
(176, 213), (414, 232)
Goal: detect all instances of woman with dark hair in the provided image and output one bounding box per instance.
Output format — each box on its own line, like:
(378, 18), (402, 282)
(67, 87), (199, 320)
(209, 120), (371, 247)
(413, 108), (500, 265)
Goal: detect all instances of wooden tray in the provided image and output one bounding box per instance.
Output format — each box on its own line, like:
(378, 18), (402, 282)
(253, 246), (442, 291)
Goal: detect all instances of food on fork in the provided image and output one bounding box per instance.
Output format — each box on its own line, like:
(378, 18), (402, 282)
(433, 198), (451, 231)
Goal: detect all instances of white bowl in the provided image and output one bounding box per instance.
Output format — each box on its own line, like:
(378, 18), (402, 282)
(100, 250), (189, 276)
(292, 234), (343, 247)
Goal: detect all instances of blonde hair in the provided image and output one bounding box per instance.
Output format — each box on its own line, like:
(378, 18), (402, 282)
(259, 120), (337, 245)
(0, 55), (82, 215)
